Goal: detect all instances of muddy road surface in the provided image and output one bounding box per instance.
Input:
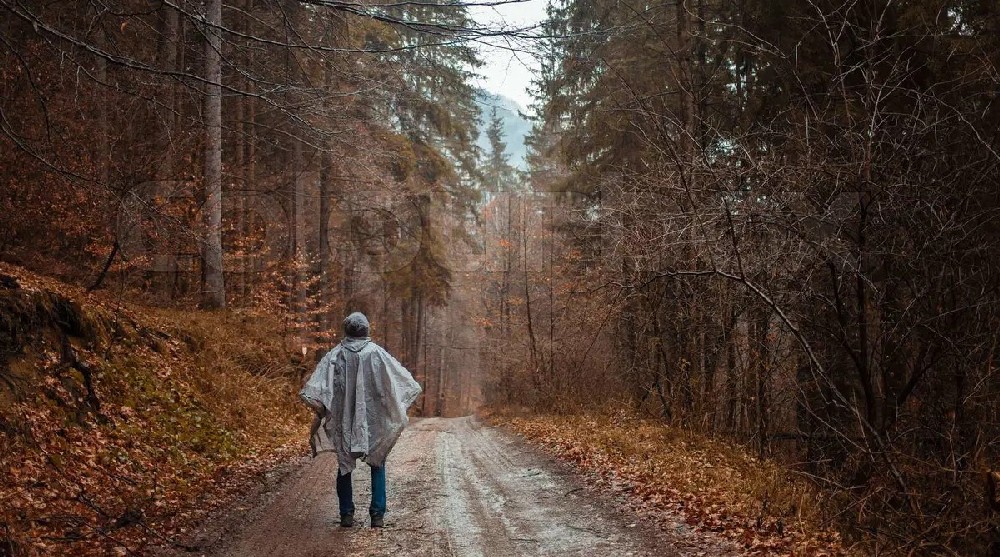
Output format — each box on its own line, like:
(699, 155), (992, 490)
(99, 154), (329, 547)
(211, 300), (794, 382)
(166, 417), (739, 557)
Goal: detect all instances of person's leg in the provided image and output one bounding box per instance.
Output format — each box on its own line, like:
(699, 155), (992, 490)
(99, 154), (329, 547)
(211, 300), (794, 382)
(369, 465), (386, 521)
(336, 470), (355, 518)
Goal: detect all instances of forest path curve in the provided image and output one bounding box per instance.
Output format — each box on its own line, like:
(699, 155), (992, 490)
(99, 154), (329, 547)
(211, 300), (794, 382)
(162, 417), (740, 557)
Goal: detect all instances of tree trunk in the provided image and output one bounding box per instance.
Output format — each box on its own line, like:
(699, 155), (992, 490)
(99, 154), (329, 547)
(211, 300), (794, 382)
(521, 197), (540, 378)
(676, 0), (695, 159)
(156, 5), (178, 181)
(153, 5), (179, 298)
(246, 80), (257, 301)
(501, 192), (512, 337)
(439, 311), (450, 418)
(319, 145), (333, 332)
(233, 76), (245, 307)
(291, 138), (307, 341)
(202, 0), (226, 308)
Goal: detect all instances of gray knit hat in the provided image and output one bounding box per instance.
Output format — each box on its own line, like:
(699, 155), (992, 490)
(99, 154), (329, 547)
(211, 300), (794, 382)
(343, 312), (370, 337)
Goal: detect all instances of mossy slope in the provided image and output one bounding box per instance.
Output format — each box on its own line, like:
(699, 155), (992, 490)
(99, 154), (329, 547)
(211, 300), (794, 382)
(0, 263), (309, 556)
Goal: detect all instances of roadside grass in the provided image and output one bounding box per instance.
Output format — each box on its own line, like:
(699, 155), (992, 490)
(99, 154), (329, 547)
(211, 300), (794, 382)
(0, 262), (311, 556)
(492, 408), (851, 556)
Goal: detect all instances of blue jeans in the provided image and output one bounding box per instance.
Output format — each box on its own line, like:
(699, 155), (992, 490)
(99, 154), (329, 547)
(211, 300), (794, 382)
(336, 465), (386, 516)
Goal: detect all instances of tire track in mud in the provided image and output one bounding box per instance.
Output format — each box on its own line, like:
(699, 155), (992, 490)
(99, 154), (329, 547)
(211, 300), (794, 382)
(161, 417), (740, 557)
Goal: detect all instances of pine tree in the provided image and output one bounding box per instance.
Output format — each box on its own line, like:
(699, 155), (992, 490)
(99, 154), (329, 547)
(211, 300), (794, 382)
(482, 107), (519, 194)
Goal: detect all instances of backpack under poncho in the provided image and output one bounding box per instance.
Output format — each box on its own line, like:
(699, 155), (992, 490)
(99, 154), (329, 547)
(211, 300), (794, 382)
(300, 337), (422, 475)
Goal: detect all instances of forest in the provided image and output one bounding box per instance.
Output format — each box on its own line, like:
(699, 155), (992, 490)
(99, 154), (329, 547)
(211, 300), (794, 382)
(2, 0), (1000, 555)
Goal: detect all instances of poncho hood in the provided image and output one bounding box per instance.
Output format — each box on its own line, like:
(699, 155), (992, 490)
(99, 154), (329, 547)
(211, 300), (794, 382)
(342, 336), (371, 352)
(300, 338), (421, 474)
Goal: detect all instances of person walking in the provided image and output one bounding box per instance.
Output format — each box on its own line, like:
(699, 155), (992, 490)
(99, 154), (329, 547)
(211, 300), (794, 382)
(300, 312), (422, 528)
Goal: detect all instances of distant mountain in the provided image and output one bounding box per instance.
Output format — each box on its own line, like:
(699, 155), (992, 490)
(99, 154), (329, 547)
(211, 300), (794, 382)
(475, 89), (532, 170)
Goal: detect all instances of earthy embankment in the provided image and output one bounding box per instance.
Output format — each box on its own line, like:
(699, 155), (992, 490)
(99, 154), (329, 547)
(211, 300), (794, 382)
(0, 262), (310, 556)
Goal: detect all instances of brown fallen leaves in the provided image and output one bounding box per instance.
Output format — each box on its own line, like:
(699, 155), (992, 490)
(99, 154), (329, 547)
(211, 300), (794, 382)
(496, 410), (852, 556)
(0, 263), (311, 556)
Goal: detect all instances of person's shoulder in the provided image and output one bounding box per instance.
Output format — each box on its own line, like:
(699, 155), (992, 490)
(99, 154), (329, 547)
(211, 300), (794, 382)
(370, 343), (404, 364)
(364, 341), (386, 353)
(364, 342), (395, 358)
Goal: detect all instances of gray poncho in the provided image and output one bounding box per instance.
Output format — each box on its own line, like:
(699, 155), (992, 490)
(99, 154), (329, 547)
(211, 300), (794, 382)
(300, 332), (422, 475)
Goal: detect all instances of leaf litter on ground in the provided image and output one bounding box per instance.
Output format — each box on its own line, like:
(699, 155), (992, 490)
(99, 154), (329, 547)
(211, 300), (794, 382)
(0, 262), (311, 556)
(491, 408), (852, 556)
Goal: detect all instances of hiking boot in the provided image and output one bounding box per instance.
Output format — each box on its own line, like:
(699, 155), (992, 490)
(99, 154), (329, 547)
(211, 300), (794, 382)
(370, 514), (384, 528)
(340, 513), (354, 527)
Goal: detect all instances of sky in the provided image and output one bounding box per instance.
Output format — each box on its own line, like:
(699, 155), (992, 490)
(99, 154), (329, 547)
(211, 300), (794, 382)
(466, 0), (549, 111)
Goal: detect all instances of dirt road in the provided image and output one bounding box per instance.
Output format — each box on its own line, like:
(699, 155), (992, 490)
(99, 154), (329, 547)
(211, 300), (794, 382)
(169, 417), (738, 557)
